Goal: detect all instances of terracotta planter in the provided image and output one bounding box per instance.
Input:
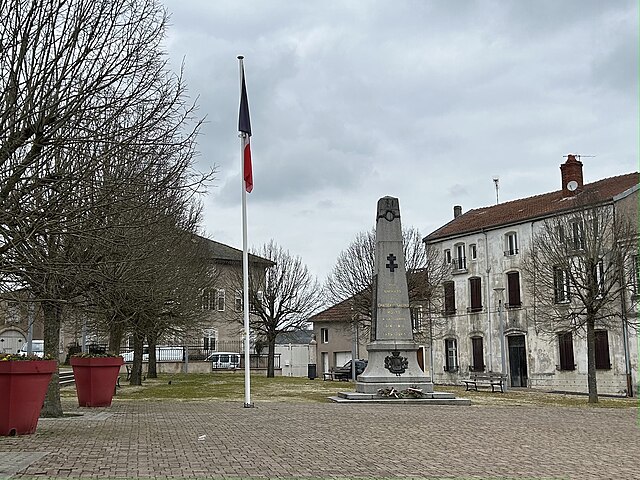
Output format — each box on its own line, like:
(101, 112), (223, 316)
(0, 359), (57, 436)
(70, 356), (124, 407)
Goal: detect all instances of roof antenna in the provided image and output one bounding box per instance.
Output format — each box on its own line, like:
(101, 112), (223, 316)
(492, 176), (499, 204)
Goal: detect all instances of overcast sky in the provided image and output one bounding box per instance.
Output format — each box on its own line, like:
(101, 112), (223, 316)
(162, 0), (638, 282)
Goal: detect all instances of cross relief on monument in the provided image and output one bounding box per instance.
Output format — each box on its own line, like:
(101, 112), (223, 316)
(385, 253), (398, 272)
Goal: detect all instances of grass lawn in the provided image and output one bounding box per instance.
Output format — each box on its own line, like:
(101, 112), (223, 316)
(59, 372), (638, 408)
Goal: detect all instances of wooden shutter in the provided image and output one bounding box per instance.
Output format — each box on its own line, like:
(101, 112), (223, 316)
(558, 332), (575, 370)
(470, 277), (482, 311)
(595, 331), (610, 369)
(444, 282), (455, 315)
(471, 337), (484, 372)
(507, 272), (521, 307)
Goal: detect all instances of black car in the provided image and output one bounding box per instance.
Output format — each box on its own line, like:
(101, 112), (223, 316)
(333, 359), (368, 380)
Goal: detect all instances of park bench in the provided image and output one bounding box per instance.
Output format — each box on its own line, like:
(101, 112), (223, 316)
(463, 372), (507, 393)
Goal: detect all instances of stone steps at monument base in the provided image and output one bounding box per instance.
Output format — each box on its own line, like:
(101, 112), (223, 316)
(329, 391), (471, 405)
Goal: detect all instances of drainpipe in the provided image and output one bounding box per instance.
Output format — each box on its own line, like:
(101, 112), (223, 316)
(483, 229), (493, 372)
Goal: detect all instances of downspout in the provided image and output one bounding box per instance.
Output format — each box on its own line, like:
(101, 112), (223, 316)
(483, 229), (492, 372)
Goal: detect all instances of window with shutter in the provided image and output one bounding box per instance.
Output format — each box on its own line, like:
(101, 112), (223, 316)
(558, 332), (575, 370)
(507, 272), (521, 308)
(471, 337), (484, 372)
(469, 277), (482, 312)
(444, 282), (456, 315)
(595, 330), (610, 369)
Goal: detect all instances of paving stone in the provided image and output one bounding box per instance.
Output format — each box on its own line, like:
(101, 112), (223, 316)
(0, 399), (638, 479)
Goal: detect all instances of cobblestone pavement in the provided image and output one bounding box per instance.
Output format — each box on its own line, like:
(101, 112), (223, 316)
(1, 399), (638, 479)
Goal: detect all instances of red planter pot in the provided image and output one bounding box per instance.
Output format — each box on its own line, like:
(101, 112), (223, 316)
(70, 357), (124, 407)
(0, 359), (57, 436)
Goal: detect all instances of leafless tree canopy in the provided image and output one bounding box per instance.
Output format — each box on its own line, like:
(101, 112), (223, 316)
(521, 193), (637, 402)
(0, 0), (213, 413)
(247, 240), (323, 377)
(324, 226), (449, 326)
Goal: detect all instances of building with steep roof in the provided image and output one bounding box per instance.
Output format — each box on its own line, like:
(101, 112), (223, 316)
(423, 155), (638, 395)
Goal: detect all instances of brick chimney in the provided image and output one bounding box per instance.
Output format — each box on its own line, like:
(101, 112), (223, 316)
(454, 205), (462, 218)
(560, 154), (583, 196)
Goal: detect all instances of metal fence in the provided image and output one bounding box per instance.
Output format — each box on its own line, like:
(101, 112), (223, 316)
(119, 345), (280, 368)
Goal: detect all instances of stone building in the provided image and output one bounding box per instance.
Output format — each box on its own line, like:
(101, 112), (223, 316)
(423, 156), (638, 395)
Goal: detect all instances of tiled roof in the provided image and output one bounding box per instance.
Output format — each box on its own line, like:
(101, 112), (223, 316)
(308, 297), (355, 323)
(424, 172), (638, 242)
(195, 234), (274, 266)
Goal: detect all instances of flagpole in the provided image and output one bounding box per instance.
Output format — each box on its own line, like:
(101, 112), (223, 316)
(238, 55), (253, 408)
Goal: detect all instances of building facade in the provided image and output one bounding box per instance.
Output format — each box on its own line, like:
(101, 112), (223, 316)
(423, 156), (638, 395)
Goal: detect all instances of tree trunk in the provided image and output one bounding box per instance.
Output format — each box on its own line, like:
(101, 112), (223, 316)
(148, 331), (158, 378)
(586, 315), (598, 404)
(267, 335), (276, 378)
(129, 332), (144, 386)
(108, 320), (124, 355)
(41, 300), (63, 417)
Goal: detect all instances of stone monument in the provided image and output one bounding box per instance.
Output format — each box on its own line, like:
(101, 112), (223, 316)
(332, 196), (469, 404)
(355, 196), (433, 394)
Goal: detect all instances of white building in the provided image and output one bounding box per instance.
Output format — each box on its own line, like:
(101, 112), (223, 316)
(423, 156), (638, 396)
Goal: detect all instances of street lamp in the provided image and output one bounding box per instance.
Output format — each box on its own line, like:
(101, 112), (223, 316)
(493, 287), (507, 391)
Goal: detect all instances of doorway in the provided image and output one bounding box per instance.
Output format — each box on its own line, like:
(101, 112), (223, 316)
(507, 335), (528, 387)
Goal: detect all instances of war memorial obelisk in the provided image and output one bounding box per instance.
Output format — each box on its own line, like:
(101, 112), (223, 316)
(333, 196), (469, 404)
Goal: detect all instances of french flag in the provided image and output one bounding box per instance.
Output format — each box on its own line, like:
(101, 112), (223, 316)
(238, 64), (253, 193)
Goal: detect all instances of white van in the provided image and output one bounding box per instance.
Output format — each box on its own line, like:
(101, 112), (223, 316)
(17, 340), (45, 358)
(206, 352), (241, 369)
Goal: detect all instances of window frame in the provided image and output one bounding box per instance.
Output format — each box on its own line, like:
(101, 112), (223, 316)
(469, 244), (477, 260)
(453, 243), (466, 271)
(553, 267), (570, 303)
(595, 330), (611, 370)
(507, 271), (522, 308)
(216, 288), (226, 312)
(443, 281), (456, 315)
(320, 328), (329, 344)
(470, 336), (484, 372)
(234, 290), (243, 313)
(444, 338), (458, 372)
(410, 305), (423, 333)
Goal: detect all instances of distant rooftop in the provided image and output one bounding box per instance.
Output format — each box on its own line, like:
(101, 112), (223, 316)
(195, 234), (274, 267)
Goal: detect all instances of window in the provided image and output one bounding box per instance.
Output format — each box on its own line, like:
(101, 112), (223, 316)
(507, 272), (521, 308)
(453, 243), (466, 270)
(202, 330), (217, 351)
(201, 289), (215, 310)
(443, 282), (456, 315)
(595, 330), (611, 369)
(558, 332), (575, 370)
(554, 267), (570, 303)
(321, 328), (329, 344)
(470, 337), (484, 372)
(570, 220), (585, 250)
(470, 244), (477, 260)
(444, 249), (451, 264)
(234, 290), (243, 312)
(505, 232), (518, 256)
(444, 338), (458, 372)
(410, 306), (423, 333)
(216, 289), (225, 311)
(469, 277), (482, 312)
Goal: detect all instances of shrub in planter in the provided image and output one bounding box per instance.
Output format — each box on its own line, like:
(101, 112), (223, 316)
(0, 354), (57, 436)
(70, 353), (124, 407)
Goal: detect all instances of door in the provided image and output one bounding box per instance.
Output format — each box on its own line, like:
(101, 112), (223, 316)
(0, 329), (27, 354)
(508, 335), (528, 387)
(321, 352), (329, 373)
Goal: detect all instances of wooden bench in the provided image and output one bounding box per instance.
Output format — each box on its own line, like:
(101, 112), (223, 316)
(322, 372), (335, 381)
(463, 373), (507, 393)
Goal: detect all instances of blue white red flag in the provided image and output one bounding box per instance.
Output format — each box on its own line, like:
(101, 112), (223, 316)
(238, 65), (253, 193)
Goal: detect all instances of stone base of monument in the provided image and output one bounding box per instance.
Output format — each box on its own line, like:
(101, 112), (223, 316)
(328, 341), (470, 405)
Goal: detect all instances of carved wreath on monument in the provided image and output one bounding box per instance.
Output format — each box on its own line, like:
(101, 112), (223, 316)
(384, 350), (408, 376)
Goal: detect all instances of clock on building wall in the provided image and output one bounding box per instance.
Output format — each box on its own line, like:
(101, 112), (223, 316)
(567, 180), (578, 191)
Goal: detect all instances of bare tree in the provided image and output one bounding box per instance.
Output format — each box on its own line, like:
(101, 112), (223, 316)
(324, 227), (449, 336)
(521, 193), (637, 403)
(247, 241), (323, 377)
(0, 0), (212, 415)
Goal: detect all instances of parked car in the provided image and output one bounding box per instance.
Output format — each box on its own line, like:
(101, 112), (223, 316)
(17, 340), (45, 358)
(333, 359), (368, 380)
(206, 352), (241, 369)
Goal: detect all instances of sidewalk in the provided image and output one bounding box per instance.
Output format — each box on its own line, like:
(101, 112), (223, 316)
(1, 398), (638, 479)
